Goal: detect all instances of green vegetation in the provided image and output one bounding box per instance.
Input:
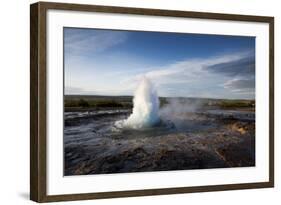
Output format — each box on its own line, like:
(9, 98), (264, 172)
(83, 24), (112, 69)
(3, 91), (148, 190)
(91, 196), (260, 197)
(218, 100), (255, 109)
(78, 99), (89, 107)
(64, 95), (255, 110)
(64, 95), (131, 109)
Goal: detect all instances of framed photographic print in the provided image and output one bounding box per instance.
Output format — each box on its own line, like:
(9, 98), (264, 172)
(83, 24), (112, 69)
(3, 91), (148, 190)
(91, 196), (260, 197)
(30, 1), (274, 202)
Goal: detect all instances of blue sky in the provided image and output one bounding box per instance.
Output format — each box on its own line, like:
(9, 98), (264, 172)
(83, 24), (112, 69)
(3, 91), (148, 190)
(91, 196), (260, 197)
(64, 27), (255, 99)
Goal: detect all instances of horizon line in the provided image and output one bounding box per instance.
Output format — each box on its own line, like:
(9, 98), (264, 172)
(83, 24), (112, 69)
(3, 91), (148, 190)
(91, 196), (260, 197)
(64, 94), (255, 101)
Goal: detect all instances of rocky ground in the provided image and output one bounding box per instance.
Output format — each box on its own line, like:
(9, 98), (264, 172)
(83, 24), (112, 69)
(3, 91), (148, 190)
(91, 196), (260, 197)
(64, 109), (255, 175)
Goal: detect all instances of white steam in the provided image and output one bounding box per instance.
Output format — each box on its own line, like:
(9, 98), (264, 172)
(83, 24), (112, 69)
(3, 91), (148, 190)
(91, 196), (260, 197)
(160, 98), (201, 119)
(117, 77), (160, 129)
(114, 77), (203, 131)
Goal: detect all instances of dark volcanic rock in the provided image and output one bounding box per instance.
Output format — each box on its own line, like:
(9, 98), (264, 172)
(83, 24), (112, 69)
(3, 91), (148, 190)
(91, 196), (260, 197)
(64, 109), (255, 175)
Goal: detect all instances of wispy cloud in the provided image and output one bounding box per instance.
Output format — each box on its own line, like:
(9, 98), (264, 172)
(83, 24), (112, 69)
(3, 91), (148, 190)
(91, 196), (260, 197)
(116, 51), (255, 99)
(223, 77), (255, 96)
(63, 28), (255, 99)
(223, 77), (255, 90)
(65, 86), (86, 94)
(206, 55), (255, 77)
(65, 50), (255, 99)
(64, 28), (128, 56)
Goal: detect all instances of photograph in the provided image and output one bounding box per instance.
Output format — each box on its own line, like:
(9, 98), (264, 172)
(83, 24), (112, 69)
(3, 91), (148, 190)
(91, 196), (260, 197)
(63, 27), (256, 176)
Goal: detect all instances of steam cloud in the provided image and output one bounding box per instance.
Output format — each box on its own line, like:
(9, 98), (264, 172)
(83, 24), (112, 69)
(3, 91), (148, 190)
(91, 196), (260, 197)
(160, 98), (201, 119)
(114, 76), (202, 130)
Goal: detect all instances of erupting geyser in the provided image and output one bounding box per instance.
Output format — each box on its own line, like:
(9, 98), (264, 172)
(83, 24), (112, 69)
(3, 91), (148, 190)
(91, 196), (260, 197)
(116, 76), (160, 129)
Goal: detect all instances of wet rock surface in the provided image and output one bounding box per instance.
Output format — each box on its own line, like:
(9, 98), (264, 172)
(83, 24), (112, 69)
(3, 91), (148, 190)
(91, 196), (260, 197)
(64, 109), (255, 175)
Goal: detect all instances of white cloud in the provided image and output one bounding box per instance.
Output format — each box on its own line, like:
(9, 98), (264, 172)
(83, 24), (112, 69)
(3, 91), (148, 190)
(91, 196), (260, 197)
(223, 77), (255, 89)
(223, 77), (255, 97)
(119, 51), (255, 97)
(64, 29), (128, 55)
(65, 49), (255, 99)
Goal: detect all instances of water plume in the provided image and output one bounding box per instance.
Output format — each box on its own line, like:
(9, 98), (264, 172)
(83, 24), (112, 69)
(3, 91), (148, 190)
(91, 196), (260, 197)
(116, 76), (160, 129)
